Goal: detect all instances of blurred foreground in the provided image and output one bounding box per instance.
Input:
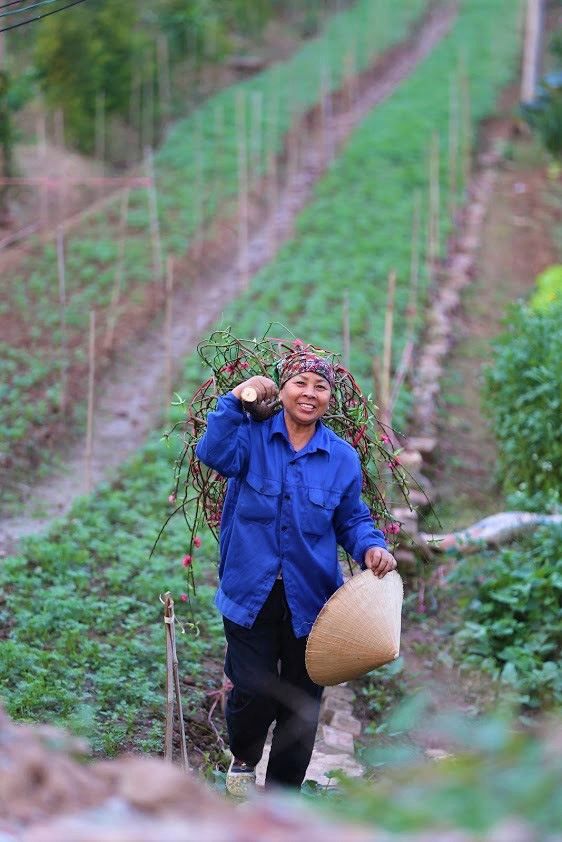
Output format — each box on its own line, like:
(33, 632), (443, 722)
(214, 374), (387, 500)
(1, 700), (560, 842)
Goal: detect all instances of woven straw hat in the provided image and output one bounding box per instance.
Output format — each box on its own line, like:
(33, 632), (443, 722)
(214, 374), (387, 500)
(305, 569), (403, 686)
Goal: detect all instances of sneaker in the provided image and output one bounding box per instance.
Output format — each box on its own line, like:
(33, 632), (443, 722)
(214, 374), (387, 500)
(226, 757), (256, 798)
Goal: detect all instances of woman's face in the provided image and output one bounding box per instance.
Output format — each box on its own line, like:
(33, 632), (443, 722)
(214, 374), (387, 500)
(280, 372), (331, 427)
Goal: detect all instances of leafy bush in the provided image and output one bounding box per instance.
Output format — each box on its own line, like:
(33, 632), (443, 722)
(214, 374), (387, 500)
(450, 525), (562, 708)
(529, 263), (562, 311)
(307, 701), (562, 837)
(522, 70), (562, 158)
(483, 301), (562, 503)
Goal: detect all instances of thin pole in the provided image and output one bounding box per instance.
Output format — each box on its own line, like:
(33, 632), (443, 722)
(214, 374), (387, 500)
(251, 89), (263, 187)
(56, 230), (67, 417)
(145, 147), (163, 284)
(163, 593), (175, 762)
(448, 76), (458, 220)
(381, 268), (396, 424)
(236, 90), (249, 285)
(164, 256), (174, 408)
(104, 189), (129, 351)
(85, 310), (95, 495)
(342, 288), (350, 370)
(521, 0), (542, 103)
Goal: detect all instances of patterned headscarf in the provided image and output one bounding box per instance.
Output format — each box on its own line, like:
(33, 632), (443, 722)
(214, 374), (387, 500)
(275, 351), (335, 390)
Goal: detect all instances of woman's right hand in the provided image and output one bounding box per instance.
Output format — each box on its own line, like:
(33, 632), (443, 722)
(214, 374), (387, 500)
(232, 376), (279, 403)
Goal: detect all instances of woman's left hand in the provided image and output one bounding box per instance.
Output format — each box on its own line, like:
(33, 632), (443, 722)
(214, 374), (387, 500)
(364, 547), (397, 578)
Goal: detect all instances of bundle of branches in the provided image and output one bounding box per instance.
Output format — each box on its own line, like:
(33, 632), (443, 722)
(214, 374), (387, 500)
(157, 328), (413, 602)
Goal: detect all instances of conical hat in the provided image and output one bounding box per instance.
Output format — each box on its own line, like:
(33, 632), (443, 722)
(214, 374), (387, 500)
(305, 569), (403, 686)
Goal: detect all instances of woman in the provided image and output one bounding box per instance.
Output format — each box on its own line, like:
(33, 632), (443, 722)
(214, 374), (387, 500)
(196, 350), (396, 795)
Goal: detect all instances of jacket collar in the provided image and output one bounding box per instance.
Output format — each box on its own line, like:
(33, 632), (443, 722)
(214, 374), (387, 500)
(268, 409), (331, 455)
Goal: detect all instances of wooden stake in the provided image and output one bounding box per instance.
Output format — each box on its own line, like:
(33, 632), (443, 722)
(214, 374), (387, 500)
(85, 310), (95, 495)
(251, 89), (263, 188)
(459, 52), (471, 192)
(193, 116), (204, 263)
(164, 256), (174, 408)
(104, 189), (130, 351)
(157, 34), (172, 125)
(236, 90), (249, 285)
(37, 111), (48, 236)
(521, 0), (542, 104)
(129, 70), (142, 165)
(342, 288), (350, 370)
(56, 230), (67, 417)
(95, 91), (106, 171)
(163, 592), (189, 771)
(448, 76), (459, 220)
(54, 109), (66, 223)
(381, 268), (396, 423)
(145, 147), (163, 283)
(390, 197), (421, 413)
(431, 132), (440, 261)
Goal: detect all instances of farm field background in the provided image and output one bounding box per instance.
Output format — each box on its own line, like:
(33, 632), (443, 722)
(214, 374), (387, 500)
(0, 0), (561, 838)
(0, 0), (428, 495)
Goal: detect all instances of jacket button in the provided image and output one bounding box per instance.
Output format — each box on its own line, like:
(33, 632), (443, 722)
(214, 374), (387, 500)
(260, 487), (265, 493)
(282, 526), (287, 532)
(285, 494), (290, 500)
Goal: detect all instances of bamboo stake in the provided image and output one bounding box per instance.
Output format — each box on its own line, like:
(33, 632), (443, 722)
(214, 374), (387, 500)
(129, 70), (141, 165)
(145, 147), (163, 284)
(381, 268), (396, 423)
(163, 592), (189, 770)
(95, 91), (106, 169)
(390, 195), (420, 411)
(431, 132), (440, 261)
(164, 256), (174, 408)
(459, 52), (471, 192)
(194, 116), (205, 263)
(37, 111), (48, 236)
(54, 109), (66, 223)
(85, 310), (95, 495)
(342, 288), (350, 370)
(521, 0), (542, 104)
(157, 34), (172, 125)
(163, 592), (175, 762)
(236, 90), (249, 285)
(56, 230), (67, 417)
(251, 89), (263, 188)
(104, 189), (130, 351)
(448, 76), (459, 220)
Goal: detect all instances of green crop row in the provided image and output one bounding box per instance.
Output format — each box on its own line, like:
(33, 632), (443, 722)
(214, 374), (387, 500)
(0, 0), (428, 470)
(0, 0), (525, 754)
(182, 0), (524, 431)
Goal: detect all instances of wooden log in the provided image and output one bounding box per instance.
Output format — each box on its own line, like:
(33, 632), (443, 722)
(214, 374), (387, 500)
(163, 592), (175, 762)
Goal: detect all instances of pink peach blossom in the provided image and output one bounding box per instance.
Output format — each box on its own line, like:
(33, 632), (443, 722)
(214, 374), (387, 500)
(168, 495), (176, 503)
(181, 593), (188, 602)
(182, 555), (192, 567)
(194, 536), (201, 548)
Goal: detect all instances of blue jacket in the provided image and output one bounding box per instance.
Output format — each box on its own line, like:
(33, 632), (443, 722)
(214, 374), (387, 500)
(196, 392), (387, 637)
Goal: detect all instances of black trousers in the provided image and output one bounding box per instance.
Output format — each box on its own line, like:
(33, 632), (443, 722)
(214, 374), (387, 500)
(223, 580), (323, 789)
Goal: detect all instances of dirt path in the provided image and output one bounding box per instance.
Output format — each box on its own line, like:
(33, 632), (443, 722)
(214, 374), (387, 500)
(0, 3), (457, 556)
(425, 130), (561, 532)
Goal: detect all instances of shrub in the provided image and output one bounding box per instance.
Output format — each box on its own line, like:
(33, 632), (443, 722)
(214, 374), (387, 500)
(484, 300), (562, 503)
(450, 525), (562, 709)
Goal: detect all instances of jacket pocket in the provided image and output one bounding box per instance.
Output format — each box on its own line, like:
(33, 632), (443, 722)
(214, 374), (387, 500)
(236, 470), (281, 522)
(304, 487), (341, 536)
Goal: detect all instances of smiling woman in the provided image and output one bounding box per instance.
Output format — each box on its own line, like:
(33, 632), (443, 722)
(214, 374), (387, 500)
(195, 346), (397, 797)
